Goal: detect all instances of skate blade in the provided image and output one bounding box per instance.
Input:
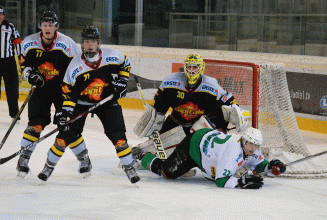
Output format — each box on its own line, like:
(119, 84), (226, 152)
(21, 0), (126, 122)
(80, 172), (92, 179)
(16, 170), (31, 178)
(118, 161), (145, 170)
(181, 169), (197, 177)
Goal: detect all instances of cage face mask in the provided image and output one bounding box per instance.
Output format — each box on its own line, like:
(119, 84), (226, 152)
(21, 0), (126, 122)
(184, 54), (205, 88)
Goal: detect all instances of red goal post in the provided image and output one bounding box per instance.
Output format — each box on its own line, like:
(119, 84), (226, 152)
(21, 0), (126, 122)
(203, 59), (327, 178)
(204, 59), (260, 128)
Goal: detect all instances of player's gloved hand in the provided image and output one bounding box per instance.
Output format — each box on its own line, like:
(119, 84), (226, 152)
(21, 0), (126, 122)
(27, 69), (45, 88)
(268, 159), (286, 176)
(111, 78), (127, 100)
(237, 174), (264, 189)
(56, 109), (74, 132)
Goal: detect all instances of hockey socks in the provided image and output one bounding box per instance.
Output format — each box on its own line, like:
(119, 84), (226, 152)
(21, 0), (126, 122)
(141, 153), (163, 176)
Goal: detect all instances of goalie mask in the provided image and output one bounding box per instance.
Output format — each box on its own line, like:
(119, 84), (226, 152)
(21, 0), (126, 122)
(241, 127), (263, 156)
(81, 26), (101, 60)
(184, 54), (205, 89)
(39, 11), (58, 28)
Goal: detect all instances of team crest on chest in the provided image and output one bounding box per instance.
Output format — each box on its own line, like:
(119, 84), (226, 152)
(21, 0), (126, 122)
(80, 78), (109, 101)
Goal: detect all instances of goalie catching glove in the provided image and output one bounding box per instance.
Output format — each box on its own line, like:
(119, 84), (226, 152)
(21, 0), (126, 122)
(222, 104), (251, 132)
(237, 174), (264, 189)
(133, 104), (165, 138)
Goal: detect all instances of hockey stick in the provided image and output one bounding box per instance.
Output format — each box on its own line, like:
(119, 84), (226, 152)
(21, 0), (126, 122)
(134, 75), (167, 161)
(285, 149), (327, 167)
(0, 94), (114, 165)
(0, 86), (36, 151)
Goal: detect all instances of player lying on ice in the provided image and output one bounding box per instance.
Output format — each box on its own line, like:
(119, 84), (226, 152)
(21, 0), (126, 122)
(131, 125), (286, 189)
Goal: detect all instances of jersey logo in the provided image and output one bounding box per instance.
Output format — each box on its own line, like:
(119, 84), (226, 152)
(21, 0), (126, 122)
(105, 56), (119, 63)
(80, 78), (109, 101)
(39, 62), (59, 81)
(71, 66), (83, 79)
(175, 102), (204, 121)
(163, 81), (181, 87)
(62, 85), (71, 94)
(55, 43), (70, 52)
(23, 41), (38, 51)
(201, 85), (217, 93)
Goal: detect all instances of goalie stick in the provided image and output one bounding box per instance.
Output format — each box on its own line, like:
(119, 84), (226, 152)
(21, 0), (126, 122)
(0, 94), (114, 165)
(0, 86), (36, 151)
(134, 75), (167, 160)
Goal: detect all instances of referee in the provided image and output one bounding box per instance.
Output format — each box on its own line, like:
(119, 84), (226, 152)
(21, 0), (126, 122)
(0, 6), (22, 121)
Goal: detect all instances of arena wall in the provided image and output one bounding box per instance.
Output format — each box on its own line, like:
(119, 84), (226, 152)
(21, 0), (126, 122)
(3, 46), (327, 133)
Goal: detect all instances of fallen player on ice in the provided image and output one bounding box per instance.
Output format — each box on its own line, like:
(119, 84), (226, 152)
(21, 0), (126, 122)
(131, 126), (286, 189)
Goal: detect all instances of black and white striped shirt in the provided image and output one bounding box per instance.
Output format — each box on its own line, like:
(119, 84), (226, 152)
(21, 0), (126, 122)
(0, 20), (22, 58)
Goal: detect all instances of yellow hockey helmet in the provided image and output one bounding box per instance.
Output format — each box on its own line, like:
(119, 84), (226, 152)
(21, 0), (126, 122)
(184, 54), (205, 88)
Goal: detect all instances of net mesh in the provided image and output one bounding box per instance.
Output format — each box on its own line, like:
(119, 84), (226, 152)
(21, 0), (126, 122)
(204, 60), (327, 178)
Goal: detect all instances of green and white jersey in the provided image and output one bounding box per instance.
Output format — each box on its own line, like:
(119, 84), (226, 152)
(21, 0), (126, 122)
(189, 129), (268, 188)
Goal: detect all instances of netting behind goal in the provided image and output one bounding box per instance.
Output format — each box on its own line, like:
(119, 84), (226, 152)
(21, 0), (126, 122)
(204, 59), (327, 178)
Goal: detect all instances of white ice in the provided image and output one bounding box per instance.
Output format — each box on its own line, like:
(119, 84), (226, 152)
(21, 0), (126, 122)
(0, 101), (326, 220)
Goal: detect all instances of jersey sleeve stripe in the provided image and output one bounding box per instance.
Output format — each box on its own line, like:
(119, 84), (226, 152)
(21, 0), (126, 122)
(118, 71), (129, 77)
(63, 101), (76, 107)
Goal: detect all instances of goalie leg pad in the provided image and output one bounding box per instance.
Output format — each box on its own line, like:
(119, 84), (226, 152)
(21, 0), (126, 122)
(133, 126), (186, 157)
(190, 115), (216, 133)
(133, 104), (165, 138)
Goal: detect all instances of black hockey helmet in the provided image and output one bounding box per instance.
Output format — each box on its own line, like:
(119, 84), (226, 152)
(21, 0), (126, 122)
(81, 26), (101, 59)
(0, 7), (5, 15)
(39, 11), (58, 27)
(81, 26), (101, 40)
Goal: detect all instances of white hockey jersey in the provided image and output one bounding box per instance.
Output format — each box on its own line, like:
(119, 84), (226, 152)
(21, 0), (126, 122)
(190, 129), (266, 188)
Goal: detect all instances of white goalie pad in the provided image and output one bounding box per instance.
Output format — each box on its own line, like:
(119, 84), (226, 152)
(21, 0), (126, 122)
(222, 104), (251, 132)
(190, 115), (216, 133)
(133, 104), (165, 138)
(134, 125), (186, 157)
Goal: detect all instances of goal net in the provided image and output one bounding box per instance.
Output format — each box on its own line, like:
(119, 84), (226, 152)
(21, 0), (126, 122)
(204, 59), (327, 178)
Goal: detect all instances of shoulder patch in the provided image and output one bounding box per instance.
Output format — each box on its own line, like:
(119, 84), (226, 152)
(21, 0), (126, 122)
(55, 42), (70, 52)
(23, 41), (38, 52)
(71, 65), (84, 80)
(105, 56), (120, 64)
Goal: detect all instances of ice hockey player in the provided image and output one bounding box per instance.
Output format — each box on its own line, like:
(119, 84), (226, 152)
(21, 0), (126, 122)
(132, 127), (286, 189)
(37, 26), (140, 183)
(143, 53), (251, 137)
(16, 11), (81, 178)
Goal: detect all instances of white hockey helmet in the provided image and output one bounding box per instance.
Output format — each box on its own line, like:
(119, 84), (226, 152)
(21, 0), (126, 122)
(241, 127), (263, 147)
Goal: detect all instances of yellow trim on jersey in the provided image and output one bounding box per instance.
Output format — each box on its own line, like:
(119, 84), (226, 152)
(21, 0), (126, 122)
(69, 136), (84, 149)
(23, 133), (39, 142)
(117, 148), (131, 157)
(118, 71), (129, 77)
(63, 101), (76, 107)
(51, 145), (64, 156)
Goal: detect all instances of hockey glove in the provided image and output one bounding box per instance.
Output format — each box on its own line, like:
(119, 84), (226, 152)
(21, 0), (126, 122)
(56, 109), (74, 132)
(111, 78), (127, 100)
(237, 174), (264, 189)
(268, 159), (286, 176)
(27, 69), (45, 88)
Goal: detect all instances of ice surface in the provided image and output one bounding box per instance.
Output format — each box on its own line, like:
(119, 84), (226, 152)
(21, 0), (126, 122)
(0, 101), (326, 220)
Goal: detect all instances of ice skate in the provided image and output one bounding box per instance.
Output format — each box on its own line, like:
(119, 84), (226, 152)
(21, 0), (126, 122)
(16, 155), (30, 178)
(38, 164), (54, 182)
(122, 162), (140, 184)
(79, 154), (92, 178)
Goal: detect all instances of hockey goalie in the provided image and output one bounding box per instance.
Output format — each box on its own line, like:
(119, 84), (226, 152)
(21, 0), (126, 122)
(131, 103), (251, 176)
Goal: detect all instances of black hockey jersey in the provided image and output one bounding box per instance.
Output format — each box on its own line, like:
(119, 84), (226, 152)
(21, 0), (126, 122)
(62, 47), (130, 109)
(21, 32), (80, 89)
(154, 72), (237, 128)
